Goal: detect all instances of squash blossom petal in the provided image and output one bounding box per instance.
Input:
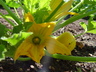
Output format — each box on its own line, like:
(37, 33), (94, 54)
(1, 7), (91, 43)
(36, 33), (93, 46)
(14, 13), (74, 63)
(56, 32), (76, 51)
(24, 12), (34, 22)
(49, 0), (74, 21)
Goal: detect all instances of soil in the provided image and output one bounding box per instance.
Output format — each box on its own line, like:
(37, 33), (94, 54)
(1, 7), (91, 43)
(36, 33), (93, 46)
(0, 7), (96, 72)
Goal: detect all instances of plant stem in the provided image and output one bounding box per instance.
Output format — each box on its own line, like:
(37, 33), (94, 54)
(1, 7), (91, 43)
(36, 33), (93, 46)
(17, 49), (96, 62)
(74, 32), (86, 37)
(44, 1), (64, 22)
(70, 0), (84, 12)
(84, 0), (96, 4)
(17, 57), (31, 61)
(79, 5), (95, 14)
(0, 13), (15, 26)
(55, 0), (84, 29)
(45, 50), (96, 62)
(0, 0), (22, 25)
(53, 8), (96, 32)
(14, 8), (20, 18)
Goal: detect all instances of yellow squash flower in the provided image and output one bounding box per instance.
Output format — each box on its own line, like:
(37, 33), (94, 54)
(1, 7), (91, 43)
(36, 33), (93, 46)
(56, 32), (76, 51)
(24, 12), (34, 22)
(48, 0), (74, 21)
(14, 13), (76, 63)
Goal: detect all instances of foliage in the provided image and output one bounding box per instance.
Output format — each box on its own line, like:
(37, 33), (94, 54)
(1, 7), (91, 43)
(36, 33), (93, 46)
(72, 0), (96, 19)
(80, 16), (96, 34)
(0, 0), (96, 63)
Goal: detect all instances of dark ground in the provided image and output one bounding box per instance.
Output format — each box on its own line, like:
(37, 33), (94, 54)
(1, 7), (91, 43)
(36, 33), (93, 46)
(0, 8), (96, 72)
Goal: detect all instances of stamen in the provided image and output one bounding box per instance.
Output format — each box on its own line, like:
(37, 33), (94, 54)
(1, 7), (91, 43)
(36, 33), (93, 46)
(32, 37), (41, 45)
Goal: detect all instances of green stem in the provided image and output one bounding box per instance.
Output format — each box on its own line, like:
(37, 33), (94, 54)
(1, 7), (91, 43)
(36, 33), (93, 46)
(79, 4), (95, 14)
(70, 0), (84, 12)
(84, 0), (96, 4)
(0, 13), (15, 26)
(56, 15), (66, 26)
(55, 4), (94, 32)
(17, 57), (31, 61)
(14, 8), (20, 18)
(19, 0), (29, 13)
(74, 32), (86, 37)
(44, 1), (64, 22)
(17, 50), (96, 62)
(50, 54), (96, 62)
(0, 0), (22, 25)
(45, 50), (96, 62)
(53, 8), (96, 32)
(56, 0), (84, 27)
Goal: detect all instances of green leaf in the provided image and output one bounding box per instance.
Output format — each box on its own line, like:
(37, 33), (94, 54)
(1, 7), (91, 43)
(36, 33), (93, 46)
(80, 22), (87, 32)
(13, 24), (23, 33)
(87, 18), (96, 31)
(6, 1), (20, 8)
(2, 32), (33, 46)
(84, 0), (96, 4)
(24, 22), (33, 31)
(80, 17), (96, 34)
(34, 8), (49, 23)
(39, 0), (51, 9)
(23, 0), (51, 23)
(23, 0), (39, 13)
(87, 29), (96, 34)
(5, 46), (16, 58)
(0, 23), (6, 37)
(5, 0), (20, 8)
(0, 45), (5, 58)
(5, 0), (18, 3)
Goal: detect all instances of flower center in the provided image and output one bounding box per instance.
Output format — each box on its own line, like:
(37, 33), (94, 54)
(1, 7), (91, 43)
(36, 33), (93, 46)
(32, 37), (41, 45)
